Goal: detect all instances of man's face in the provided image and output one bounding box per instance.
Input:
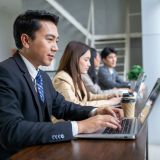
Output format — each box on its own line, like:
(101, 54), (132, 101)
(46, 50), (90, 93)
(103, 53), (117, 68)
(24, 20), (59, 68)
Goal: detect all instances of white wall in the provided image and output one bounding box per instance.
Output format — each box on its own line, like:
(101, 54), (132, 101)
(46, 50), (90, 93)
(21, 0), (142, 73)
(0, 11), (16, 61)
(141, 0), (160, 144)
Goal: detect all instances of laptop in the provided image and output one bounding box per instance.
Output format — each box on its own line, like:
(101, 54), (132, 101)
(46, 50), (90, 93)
(75, 78), (160, 140)
(112, 72), (146, 108)
(133, 72), (147, 93)
(134, 72), (147, 110)
(118, 72), (146, 95)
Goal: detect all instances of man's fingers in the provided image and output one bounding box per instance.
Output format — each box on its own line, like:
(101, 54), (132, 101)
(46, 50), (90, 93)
(102, 115), (121, 129)
(113, 108), (124, 119)
(109, 110), (118, 118)
(103, 121), (120, 130)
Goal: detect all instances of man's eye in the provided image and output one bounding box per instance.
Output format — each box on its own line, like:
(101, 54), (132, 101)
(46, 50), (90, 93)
(47, 38), (53, 41)
(56, 38), (59, 43)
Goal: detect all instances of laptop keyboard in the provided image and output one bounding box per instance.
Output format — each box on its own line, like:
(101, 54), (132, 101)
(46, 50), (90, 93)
(103, 119), (133, 134)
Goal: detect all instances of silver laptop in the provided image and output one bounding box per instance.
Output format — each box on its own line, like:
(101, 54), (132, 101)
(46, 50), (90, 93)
(118, 72), (146, 95)
(75, 78), (160, 140)
(133, 72), (147, 93)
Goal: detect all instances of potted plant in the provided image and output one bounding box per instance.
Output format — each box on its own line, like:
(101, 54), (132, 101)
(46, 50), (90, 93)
(127, 65), (144, 89)
(127, 65), (144, 80)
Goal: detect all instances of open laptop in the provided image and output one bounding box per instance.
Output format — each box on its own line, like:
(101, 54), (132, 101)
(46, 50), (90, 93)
(75, 78), (160, 140)
(133, 72), (146, 92)
(118, 72), (146, 95)
(112, 72), (146, 108)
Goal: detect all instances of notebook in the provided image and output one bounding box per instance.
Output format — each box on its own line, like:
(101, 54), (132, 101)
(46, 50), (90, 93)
(75, 78), (160, 140)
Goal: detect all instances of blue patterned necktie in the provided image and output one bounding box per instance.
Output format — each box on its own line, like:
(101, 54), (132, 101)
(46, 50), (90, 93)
(35, 71), (45, 103)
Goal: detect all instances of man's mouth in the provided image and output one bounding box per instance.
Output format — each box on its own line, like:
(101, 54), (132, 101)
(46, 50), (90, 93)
(48, 54), (55, 59)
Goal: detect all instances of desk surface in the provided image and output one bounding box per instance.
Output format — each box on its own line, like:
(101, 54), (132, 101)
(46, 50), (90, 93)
(10, 124), (147, 160)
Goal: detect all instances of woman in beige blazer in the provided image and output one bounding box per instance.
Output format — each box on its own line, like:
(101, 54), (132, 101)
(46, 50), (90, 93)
(52, 41), (121, 108)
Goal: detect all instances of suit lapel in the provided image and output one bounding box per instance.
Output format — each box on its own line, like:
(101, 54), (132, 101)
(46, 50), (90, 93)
(81, 82), (88, 99)
(76, 82), (88, 101)
(13, 53), (43, 121)
(76, 84), (83, 101)
(106, 66), (115, 81)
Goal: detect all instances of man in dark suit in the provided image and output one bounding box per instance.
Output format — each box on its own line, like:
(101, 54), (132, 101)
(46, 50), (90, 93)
(0, 10), (123, 159)
(98, 47), (131, 90)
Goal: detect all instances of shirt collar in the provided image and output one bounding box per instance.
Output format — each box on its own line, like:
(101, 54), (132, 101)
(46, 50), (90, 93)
(109, 68), (114, 74)
(20, 54), (38, 80)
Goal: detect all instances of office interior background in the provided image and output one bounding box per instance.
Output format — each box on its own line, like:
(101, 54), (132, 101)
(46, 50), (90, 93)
(0, 0), (160, 158)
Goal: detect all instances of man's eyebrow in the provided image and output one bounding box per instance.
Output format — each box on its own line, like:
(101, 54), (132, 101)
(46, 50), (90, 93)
(45, 34), (59, 40)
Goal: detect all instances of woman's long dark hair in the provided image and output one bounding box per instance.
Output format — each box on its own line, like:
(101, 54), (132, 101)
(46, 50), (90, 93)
(88, 48), (98, 84)
(56, 41), (90, 97)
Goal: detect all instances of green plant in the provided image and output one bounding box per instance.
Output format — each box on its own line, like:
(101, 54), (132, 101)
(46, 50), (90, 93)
(127, 65), (143, 80)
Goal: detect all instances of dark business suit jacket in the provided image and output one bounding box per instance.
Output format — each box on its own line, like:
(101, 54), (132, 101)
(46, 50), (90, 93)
(98, 65), (130, 90)
(0, 53), (93, 159)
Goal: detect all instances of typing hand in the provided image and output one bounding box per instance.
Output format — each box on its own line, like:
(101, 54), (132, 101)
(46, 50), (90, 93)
(107, 93), (121, 99)
(77, 115), (121, 134)
(96, 106), (124, 120)
(105, 97), (122, 106)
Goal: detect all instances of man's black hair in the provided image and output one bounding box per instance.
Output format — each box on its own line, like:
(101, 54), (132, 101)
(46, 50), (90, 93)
(13, 10), (59, 49)
(100, 47), (117, 59)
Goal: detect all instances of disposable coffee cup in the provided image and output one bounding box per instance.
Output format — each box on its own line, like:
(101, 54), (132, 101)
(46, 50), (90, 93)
(121, 98), (135, 118)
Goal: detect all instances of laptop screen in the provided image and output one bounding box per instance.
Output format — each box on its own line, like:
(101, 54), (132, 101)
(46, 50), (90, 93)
(134, 72), (146, 93)
(138, 78), (160, 124)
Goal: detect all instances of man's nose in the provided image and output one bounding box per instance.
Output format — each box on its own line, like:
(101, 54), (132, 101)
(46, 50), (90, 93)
(51, 43), (59, 51)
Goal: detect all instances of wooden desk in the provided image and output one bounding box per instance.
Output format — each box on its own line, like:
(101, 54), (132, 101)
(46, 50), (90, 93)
(10, 124), (147, 160)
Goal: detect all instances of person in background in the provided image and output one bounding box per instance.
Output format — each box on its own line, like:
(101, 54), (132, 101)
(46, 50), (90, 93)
(0, 10), (123, 159)
(53, 41), (121, 107)
(98, 47), (131, 90)
(81, 47), (123, 96)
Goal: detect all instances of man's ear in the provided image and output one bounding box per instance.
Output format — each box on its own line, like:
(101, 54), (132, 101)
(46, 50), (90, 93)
(20, 34), (31, 48)
(102, 58), (106, 63)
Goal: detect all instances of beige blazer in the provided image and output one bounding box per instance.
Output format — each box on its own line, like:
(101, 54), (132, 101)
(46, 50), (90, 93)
(52, 71), (114, 108)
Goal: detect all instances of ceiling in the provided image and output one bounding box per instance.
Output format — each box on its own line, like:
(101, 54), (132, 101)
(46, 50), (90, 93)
(0, 0), (23, 14)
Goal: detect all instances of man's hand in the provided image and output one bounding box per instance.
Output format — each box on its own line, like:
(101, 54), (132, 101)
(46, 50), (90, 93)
(77, 107), (124, 134)
(77, 114), (121, 134)
(96, 107), (124, 120)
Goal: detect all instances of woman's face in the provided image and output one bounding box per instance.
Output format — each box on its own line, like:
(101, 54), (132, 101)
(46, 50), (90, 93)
(79, 50), (91, 74)
(94, 53), (101, 68)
